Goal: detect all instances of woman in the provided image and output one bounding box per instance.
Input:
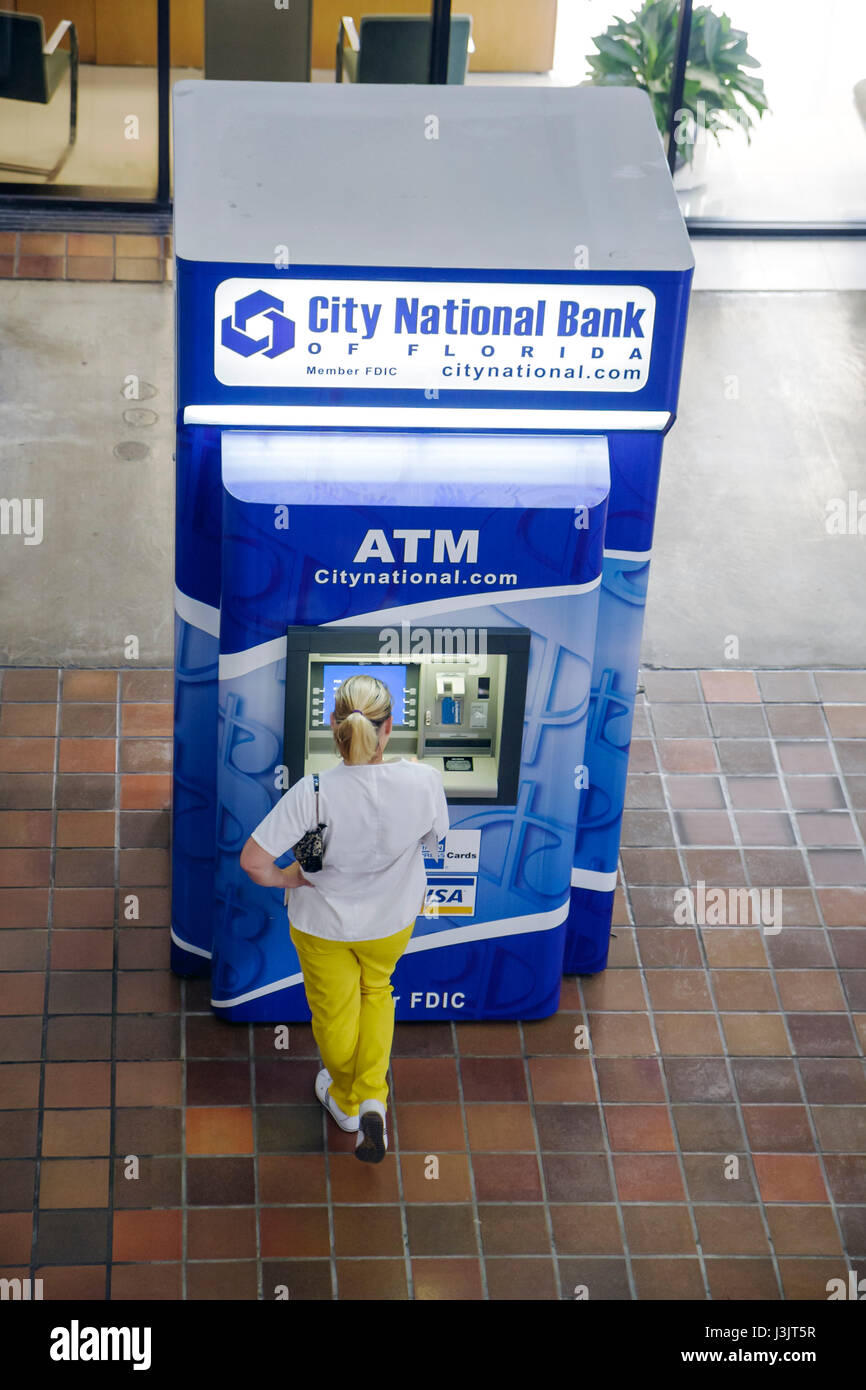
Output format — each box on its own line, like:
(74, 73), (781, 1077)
(240, 673), (449, 1164)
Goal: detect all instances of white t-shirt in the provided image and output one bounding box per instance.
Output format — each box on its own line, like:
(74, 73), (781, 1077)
(250, 758), (450, 943)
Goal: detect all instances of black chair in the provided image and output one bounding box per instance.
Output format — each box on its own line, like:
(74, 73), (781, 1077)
(0, 11), (78, 180)
(336, 14), (474, 84)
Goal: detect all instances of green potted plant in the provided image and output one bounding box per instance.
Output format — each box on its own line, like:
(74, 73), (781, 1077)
(585, 0), (768, 189)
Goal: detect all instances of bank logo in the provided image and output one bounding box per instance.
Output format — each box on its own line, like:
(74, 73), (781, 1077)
(220, 290), (295, 358)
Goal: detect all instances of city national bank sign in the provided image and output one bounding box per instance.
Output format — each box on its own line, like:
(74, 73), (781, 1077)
(213, 278), (655, 392)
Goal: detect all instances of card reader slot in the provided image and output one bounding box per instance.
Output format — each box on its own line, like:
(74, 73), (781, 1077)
(425, 738), (492, 751)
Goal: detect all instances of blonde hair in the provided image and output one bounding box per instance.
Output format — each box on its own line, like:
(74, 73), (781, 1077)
(332, 674), (392, 765)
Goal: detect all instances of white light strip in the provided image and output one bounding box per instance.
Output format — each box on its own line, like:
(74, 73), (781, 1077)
(571, 867), (618, 891)
(210, 901), (569, 1009)
(175, 586), (220, 638)
(184, 404), (670, 432)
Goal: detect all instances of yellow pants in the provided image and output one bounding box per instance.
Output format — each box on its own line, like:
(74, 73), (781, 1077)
(289, 920), (415, 1114)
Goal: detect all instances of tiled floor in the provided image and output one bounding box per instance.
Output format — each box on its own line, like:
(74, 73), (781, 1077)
(0, 233), (171, 283)
(0, 665), (864, 1300)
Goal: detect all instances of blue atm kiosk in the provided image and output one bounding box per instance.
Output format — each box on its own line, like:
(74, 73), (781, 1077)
(170, 81), (692, 1020)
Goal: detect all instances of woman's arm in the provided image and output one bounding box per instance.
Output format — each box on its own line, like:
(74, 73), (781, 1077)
(240, 838), (291, 890)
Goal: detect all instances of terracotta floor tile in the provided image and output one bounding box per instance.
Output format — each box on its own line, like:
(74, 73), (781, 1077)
(623, 1205), (697, 1254)
(406, 1204), (478, 1256)
(120, 775), (171, 810)
(823, 1155), (866, 1203)
(115, 1015), (180, 1060)
(693, 1205), (770, 1255)
(484, 1257), (557, 1301)
(35, 1211), (109, 1266)
(0, 886), (49, 926)
(819, 888), (866, 925)
(765, 1204), (843, 1256)
(620, 808), (675, 845)
(606, 1105), (676, 1152)
(701, 928), (768, 968)
(256, 1105), (323, 1154)
(683, 848), (745, 883)
(726, 776), (785, 809)
(673, 1105), (745, 1152)
(120, 740), (172, 774)
(121, 671), (172, 702)
(580, 970), (647, 1010)
(548, 1204), (621, 1255)
(67, 233), (113, 256)
(187, 1014), (252, 1059)
(542, 1153), (614, 1203)
(60, 705), (117, 737)
(260, 1260), (332, 1300)
(720, 1013), (791, 1056)
(390, 1057), (459, 1102)
(682, 1153), (758, 1202)
(664, 1057), (733, 1102)
(116, 930), (171, 971)
(411, 1258), (484, 1300)
(110, 1264), (182, 1299)
(0, 705), (56, 737)
(635, 929), (702, 967)
(627, 740), (658, 772)
(674, 810), (735, 845)
(260, 1206), (330, 1258)
(115, 1062), (182, 1107)
(333, 1205), (405, 1257)
(56, 775), (115, 810)
(558, 1258), (631, 1300)
(732, 1058), (800, 1103)
(584, 1013), (656, 1055)
(39, 1159), (110, 1208)
(52, 888), (115, 927)
(777, 1258), (848, 1301)
(452, 1021), (520, 1054)
(594, 1058), (665, 1103)
(335, 1259), (408, 1300)
(754, 1153), (827, 1202)
(2, 670), (58, 701)
(776, 742), (835, 774)
(44, 1063), (111, 1108)
(786, 1013), (858, 1056)
(464, 1103), (536, 1151)
(758, 671), (818, 702)
(666, 776), (726, 809)
(0, 1016), (42, 1061)
(708, 704), (768, 737)
(119, 813), (169, 853)
(62, 672), (118, 703)
(58, 739), (115, 773)
(776, 970), (847, 1012)
(826, 705), (866, 738)
(0, 972), (46, 1014)
(54, 850), (114, 887)
(766, 704), (826, 737)
(112, 1155), (181, 1207)
(0, 931), (46, 971)
(186, 1261), (258, 1300)
(645, 969), (713, 1010)
(798, 812), (858, 846)
(390, 1103), (464, 1153)
(45, 1016), (111, 1061)
(471, 1152), (543, 1202)
(533, 1104), (605, 1152)
(799, 1059), (866, 1105)
(121, 704), (174, 737)
(55, 811), (115, 847)
(41, 1110), (110, 1158)
(0, 1062), (40, 1108)
(51, 931), (114, 971)
(613, 1154), (685, 1201)
(811, 1106), (866, 1152)
(705, 1259), (779, 1300)
(0, 1212), (31, 1263)
(717, 741), (776, 774)
(113, 1110), (182, 1156)
(0, 806), (52, 845)
(26, 1261), (103, 1301)
(0, 848), (51, 887)
(459, 1057), (527, 1102)
(766, 929), (833, 968)
(47, 971), (112, 1014)
(654, 1014), (724, 1055)
(116, 970), (181, 1014)
(112, 1209), (182, 1262)
(701, 671), (760, 703)
(735, 811), (795, 846)
(711, 969), (779, 1011)
(17, 256), (65, 279)
(808, 848), (866, 886)
(185, 1106), (254, 1154)
(67, 257), (114, 282)
(528, 1056), (597, 1103)
(187, 1207), (257, 1260)
(523, 1013), (589, 1054)
(185, 1157), (253, 1206)
(0, 1112), (38, 1157)
(328, 1153), (400, 1204)
(742, 1104), (814, 1152)
(476, 1204), (551, 1256)
(401, 1152), (472, 1202)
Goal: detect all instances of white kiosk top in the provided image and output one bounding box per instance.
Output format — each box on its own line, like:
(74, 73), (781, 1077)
(173, 82), (693, 273)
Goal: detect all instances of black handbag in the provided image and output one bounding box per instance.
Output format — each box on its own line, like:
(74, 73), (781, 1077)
(290, 772), (327, 873)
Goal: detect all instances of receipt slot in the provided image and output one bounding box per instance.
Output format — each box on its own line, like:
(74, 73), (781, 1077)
(169, 80), (692, 1016)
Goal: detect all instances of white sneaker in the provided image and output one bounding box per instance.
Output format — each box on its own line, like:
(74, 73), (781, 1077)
(355, 1098), (387, 1164)
(315, 1068), (359, 1132)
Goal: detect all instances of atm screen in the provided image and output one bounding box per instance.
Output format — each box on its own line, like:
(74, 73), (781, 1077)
(320, 664), (409, 726)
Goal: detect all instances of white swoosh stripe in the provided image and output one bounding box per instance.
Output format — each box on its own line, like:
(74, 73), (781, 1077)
(210, 901), (569, 1009)
(603, 548), (652, 562)
(170, 927), (213, 959)
(571, 867), (618, 891)
(175, 587), (220, 638)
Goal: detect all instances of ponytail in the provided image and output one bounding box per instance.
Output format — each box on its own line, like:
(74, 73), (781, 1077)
(332, 674), (392, 765)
